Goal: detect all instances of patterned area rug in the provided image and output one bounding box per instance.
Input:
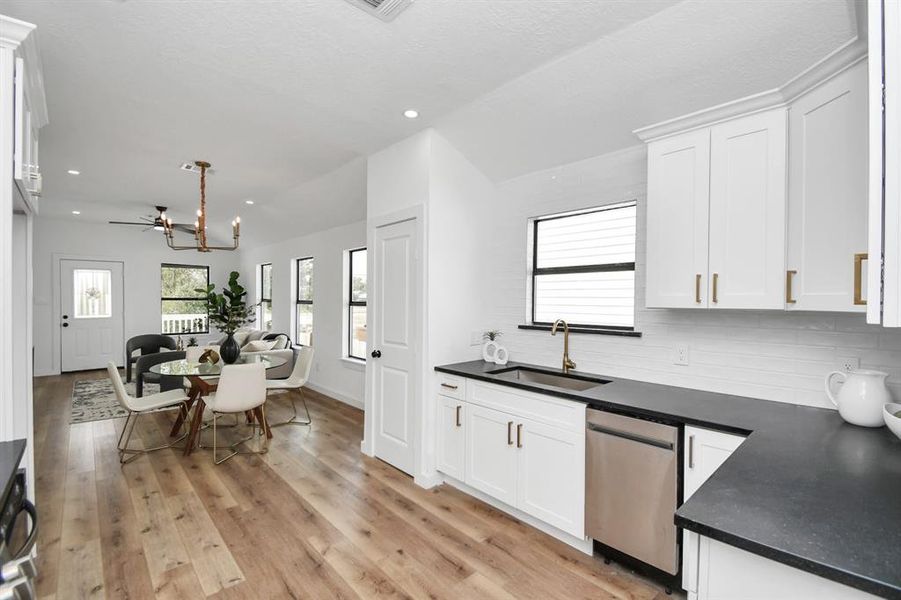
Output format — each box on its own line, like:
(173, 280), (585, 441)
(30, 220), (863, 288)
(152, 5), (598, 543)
(70, 377), (164, 424)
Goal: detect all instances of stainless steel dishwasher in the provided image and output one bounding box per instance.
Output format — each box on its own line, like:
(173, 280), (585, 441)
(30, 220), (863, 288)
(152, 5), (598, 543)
(585, 408), (679, 575)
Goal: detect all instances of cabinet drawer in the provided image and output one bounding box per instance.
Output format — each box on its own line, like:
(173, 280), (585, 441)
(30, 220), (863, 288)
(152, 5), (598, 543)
(436, 373), (465, 399)
(467, 380), (585, 432)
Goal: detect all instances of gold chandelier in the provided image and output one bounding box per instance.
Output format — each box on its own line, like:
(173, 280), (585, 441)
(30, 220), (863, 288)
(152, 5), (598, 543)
(163, 160), (240, 252)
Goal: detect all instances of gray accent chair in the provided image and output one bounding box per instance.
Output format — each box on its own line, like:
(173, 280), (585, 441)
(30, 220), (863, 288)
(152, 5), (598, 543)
(126, 334), (177, 383)
(135, 350), (186, 397)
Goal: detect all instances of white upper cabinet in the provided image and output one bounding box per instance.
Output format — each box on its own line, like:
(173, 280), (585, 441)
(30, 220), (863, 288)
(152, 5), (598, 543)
(646, 130), (711, 308)
(708, 109), (787, 309)
(788, 60), (868, 312)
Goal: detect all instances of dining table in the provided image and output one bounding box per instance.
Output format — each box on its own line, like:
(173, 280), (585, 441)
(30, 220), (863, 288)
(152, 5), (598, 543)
(149, 354), (288, 455)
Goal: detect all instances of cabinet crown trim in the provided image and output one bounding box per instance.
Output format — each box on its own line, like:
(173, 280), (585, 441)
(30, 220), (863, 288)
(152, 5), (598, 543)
(633, 37), (866, 143)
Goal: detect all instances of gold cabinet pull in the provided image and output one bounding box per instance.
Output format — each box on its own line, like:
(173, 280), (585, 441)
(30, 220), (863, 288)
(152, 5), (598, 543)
(516, 423), (523, 448)
(455, 406), (462, 427)
(854, 253), (867, 305)
(507, 421), (514, 445)
(695, 274), (701, 304)
(786, 270), (797, 305)
(441, 383), (458, 390)
(712, 273), (719, 304)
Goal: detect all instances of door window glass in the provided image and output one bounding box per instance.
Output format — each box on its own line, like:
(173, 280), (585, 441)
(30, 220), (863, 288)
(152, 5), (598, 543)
(73, 269), (112, 318)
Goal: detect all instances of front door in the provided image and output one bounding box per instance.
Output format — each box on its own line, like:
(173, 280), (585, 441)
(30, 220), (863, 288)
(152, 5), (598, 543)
(371, 218), (418, 474)
(60, 259), (124, 371)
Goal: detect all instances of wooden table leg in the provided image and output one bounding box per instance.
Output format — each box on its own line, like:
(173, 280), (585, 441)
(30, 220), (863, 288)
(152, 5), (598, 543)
(171, 387), (199, 437)
(254, 406), (273, 439)
(184, 398), (207, 456)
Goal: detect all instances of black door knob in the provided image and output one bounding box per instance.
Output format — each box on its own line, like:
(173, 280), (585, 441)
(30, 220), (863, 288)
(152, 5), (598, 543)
(62, 323), (69, 328)
(62, 315), (68, 319)
(371, 350), (381, 358)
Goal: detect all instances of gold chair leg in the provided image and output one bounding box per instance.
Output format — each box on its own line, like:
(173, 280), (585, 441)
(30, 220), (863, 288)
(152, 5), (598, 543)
(118, 404), (189, 465)
(269, 389), (312, 427)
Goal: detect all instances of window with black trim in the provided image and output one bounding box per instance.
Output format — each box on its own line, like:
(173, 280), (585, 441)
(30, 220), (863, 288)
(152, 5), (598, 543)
(347, 248), (367, 360)
(295, 257), (313, 346)
(259, 263), (272, 331)
(160, 263), (209, 334)
(530, 201), (637, 329)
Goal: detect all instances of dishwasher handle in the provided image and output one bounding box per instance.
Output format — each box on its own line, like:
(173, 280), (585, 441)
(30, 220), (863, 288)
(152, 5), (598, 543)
(586, 422), (675, 451)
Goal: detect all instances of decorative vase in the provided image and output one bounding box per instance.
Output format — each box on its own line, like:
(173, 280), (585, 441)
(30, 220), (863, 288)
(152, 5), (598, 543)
(221, 333), (241, 364)
(482, 340), (499, 362)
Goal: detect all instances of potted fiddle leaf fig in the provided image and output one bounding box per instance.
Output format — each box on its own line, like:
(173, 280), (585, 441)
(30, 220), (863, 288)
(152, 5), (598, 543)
(195, 271), (256, 364)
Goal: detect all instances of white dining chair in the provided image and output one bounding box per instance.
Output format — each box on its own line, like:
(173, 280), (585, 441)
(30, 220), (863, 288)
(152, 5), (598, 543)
(107, 362), (190, 464)
(266, 346), (314, 426)
(201, 362), (268, 464)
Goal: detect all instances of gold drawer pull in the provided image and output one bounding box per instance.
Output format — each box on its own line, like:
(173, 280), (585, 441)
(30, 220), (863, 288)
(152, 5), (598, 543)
(695, 274), (701, 304)
(854, 253), (867, 306)
(712, 273), (719, 304)
(786, 270), (797, 305)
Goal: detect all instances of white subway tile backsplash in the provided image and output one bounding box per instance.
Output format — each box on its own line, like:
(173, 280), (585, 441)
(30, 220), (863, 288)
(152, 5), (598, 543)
(486, 146), (900, 411)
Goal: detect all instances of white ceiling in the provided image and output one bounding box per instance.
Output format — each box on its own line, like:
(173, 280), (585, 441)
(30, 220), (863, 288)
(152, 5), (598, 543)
(0, 0), (860, 245)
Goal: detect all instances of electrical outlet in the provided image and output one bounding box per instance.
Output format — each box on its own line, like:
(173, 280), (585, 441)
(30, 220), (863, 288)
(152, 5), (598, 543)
(470, 330), (483, 346)
(673, 343), (689, 366)
(838, 356), (859, 372)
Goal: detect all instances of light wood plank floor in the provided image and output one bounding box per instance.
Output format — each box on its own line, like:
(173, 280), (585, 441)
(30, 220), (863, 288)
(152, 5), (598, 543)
(33, 370), (675, 599)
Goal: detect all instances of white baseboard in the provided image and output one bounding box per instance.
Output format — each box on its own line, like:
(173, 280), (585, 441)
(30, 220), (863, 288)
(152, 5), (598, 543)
(305, 381), (364, 410)
(414, 471), (443, 489)
(441, 474), (594, 555)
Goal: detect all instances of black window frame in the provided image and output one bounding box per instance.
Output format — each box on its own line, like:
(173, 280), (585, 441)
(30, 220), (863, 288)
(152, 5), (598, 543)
(347, 247), (367, 361)
(160, 263), (210, 334)
(259, 262), (272, 330)
(295, 256), (313, 346)
(530, 201), (637, 331)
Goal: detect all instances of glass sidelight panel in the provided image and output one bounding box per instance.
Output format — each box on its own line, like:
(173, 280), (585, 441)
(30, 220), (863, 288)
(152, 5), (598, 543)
(73, 269), (112, 318)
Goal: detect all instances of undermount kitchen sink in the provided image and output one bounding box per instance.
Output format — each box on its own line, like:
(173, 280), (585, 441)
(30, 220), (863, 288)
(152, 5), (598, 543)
(488, 367), (609, 391)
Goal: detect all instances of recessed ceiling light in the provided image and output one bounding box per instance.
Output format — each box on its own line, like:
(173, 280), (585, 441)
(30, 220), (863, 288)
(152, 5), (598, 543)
(71, 210), (81, 215)
(245, 200), (255, 205)
(403, 109), (419, 119)
(67, 169), (80, 175)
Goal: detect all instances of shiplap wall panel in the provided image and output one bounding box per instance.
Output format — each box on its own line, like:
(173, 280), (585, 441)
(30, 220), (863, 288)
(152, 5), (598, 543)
(486, 145), (901, 410)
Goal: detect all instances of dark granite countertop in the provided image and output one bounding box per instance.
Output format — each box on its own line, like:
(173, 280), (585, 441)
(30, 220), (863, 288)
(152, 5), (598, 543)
(0, 439), (26, 506)
(435, 360), (901, 598)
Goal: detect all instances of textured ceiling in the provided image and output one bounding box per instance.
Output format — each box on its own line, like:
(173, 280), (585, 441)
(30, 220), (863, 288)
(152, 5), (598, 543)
(436, 0), (861, 181)
(0, 0), (682, 243)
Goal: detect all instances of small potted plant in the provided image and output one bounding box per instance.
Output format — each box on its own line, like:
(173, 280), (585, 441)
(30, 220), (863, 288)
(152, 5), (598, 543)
(482, 330), (502, 362)
(186, 336), (198, 348)
(196, 271), (256, 364)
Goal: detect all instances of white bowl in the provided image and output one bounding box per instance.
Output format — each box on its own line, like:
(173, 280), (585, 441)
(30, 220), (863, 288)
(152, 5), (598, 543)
(884, 403), (901, 441)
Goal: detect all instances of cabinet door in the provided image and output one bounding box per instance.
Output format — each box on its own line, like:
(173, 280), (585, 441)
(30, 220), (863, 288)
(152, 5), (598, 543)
(684, 425), (745, 500)
(646, 129), (711, 308)
(465, 404), (517, 506)
(436, 395), (465, 480)
(515, 418), (585, 537)
(708, 109), (787, 309)
(683, 426), (746, 594)
(787, 61), (868, 311)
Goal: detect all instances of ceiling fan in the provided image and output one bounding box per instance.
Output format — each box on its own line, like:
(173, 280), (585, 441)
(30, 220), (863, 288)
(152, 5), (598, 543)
(108, 206), (194, 234)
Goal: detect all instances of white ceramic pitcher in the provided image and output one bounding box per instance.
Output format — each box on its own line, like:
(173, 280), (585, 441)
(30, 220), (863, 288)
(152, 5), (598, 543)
(824, 369), (891, 427)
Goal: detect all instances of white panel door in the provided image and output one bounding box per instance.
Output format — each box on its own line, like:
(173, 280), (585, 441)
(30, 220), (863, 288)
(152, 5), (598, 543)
(514, 418), (584, 537)
(371, 218), (418, 474)
(464, 403), (518, 506)
(788, 61), (868, 311)
(645, 129), (711, 308)
(436, 395), (465, 480)
(708, 109), (787, 309)
(60, 259), (124, 371)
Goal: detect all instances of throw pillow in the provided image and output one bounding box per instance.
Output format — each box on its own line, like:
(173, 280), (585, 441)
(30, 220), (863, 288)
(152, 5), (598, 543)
(269, 335), (289, 350)
(243, 339), (277, 353)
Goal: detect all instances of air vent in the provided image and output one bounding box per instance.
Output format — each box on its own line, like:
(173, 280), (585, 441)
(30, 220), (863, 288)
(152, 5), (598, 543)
(344, 0), (414, 22)
(179, 162), (215, 175)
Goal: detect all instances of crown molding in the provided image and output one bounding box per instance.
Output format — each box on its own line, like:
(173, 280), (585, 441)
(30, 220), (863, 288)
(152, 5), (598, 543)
(634, 36), (866, 143)
(0, 15), (35, 50)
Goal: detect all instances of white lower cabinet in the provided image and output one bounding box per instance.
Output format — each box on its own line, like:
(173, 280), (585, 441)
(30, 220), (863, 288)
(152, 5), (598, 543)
(465, 403), (518, 505)
(515, 417), (584, 536)
(436, 394), (465, 480)
(436, 379), (586, 540)
(696, 536), (877, 600)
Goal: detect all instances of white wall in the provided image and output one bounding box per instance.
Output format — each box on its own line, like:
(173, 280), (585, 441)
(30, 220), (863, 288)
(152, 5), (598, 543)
(238, 220), (366, 408)
(483, 144), (901, 409)
(33, 217), (238, 376)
